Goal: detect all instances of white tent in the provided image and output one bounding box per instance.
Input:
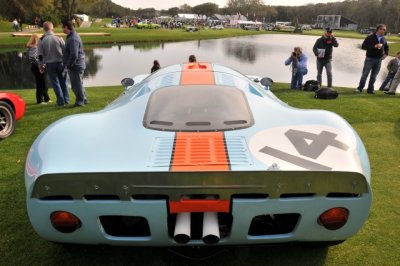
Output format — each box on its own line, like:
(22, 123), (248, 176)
(75, 14), (89, 22)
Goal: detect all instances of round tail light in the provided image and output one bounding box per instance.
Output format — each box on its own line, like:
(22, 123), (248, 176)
(50, 211), (81, 233)
(318, 207), (349, 230)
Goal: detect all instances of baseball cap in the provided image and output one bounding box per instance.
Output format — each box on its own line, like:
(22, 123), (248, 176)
(325, 27), (332, 32)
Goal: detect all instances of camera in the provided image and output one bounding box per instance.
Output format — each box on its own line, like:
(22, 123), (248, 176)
(292, 52), (297, 56)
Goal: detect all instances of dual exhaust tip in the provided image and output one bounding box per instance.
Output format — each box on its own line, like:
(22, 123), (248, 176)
(173, 212), (220, 244)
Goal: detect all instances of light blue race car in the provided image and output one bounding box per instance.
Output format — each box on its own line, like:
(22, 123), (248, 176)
(25, 62), (371, 246)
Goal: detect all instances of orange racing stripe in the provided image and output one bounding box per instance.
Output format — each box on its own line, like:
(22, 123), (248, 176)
(171, 132), (230, 171)
(180, 63), (214, 85)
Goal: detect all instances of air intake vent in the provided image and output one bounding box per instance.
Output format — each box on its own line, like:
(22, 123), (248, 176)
(248, 213), (300, 236)
(225, 136), (252, 165)
(148, 137), (175, 167)
(100, 216), (151, 237)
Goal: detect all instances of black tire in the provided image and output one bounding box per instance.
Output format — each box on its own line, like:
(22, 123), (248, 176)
(0, 101), (16, 140)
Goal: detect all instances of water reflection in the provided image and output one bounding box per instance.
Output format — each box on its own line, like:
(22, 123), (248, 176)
(0, 49), (102, 90)
(0, 35), (391, 90)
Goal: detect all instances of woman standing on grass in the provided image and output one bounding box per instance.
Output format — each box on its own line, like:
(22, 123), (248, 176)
(27, 34), (51, 104)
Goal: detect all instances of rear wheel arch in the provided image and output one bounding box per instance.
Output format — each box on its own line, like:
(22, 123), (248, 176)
(0, 101), (16, 139)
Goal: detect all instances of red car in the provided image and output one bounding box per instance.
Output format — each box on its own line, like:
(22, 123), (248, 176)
(0, 92), (25, 139)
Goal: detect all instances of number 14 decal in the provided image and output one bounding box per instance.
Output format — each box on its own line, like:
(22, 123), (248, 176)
(259, 129), (350, 171)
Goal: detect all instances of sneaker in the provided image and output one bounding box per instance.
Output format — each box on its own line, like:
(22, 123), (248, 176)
(354, 89), (361, 93)
(46, 100), (52, 103)
(367, 91), (375, 94)
(384, 91), (396, 95)
(40, 102), (48, 105)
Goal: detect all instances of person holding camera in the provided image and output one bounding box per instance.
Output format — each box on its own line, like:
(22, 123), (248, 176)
(312, 27), (339, 89)
(285, 47), (308, 90)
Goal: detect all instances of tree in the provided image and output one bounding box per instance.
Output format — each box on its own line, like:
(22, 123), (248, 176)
(59, 0), (99, 19)
(168, 7), (179, 17)
(192, 3), (219, 18)
(226, 0), (265, 20)
(179, 4), (192, 13)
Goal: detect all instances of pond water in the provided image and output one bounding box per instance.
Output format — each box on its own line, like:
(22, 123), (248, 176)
(0, 34), (392, 90)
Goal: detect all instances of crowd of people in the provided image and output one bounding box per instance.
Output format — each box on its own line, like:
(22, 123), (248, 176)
(284, 24), (398, 95)
(27, 20), (87, 106)
(26, 22), (399, 106)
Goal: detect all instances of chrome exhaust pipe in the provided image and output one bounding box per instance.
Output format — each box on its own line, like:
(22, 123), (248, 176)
(202, 212), (220, 244)
(173, 212), (191, 244)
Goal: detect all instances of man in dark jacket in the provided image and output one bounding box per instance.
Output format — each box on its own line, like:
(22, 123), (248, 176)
(312, 27), (339, 88)
(62, 19), (87, 106)
(356, 24), (389, 94)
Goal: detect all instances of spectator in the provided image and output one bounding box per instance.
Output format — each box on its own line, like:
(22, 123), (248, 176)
(151, 60), (160, 73)
(62, 19), (88, 107)
(188, 55), (196, 62)
(385, 57), (400, 95)
(355, 24), (389, 94)
(27, 34), (51, 104)
(312, 27), (339, 88)
(284, 47), (308, 90)
(38, 21), (70, 107)
(379, 51), (400, 91)
(18, 18), (23, 31)
(12, 19), (19, 31)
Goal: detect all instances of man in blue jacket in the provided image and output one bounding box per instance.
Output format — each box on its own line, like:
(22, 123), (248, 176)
(356, 24), (389, 94)
(312, 27), (339, 89)
(62, 19), (87, 106)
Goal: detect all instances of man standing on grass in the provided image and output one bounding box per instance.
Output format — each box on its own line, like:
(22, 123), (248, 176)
(355, 24), (389, 94)
(38, 21), (70, 107)
(62, 19), (88, 107)
(312, 27), (339, 89)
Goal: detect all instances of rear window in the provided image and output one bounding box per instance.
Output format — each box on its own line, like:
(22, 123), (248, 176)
(143, 85), (253, 131)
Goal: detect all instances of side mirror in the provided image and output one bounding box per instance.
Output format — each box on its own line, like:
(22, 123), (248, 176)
(121, 78), (134, 88)
(260, 77), (274, 87)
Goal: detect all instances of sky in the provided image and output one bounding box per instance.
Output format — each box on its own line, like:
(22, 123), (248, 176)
(112, 0), (344, 10)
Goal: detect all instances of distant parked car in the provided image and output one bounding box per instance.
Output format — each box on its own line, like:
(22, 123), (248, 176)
(244, 25), (260, 31)
(186, 26), (198, 32)
(264, 24), (273, 31)
(0, 92), (25, 140)
(136, 22), (160, 29)
(301, 24), (312, 30)
(211, 25), (224, 30)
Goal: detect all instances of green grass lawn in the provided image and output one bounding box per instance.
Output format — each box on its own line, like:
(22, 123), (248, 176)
(0, 84), (399, 265)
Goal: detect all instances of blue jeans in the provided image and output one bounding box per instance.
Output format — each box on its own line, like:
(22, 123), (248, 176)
(291, 68), (308, 89)
(68, 68), (87, 106)
(357, 57), (382, 92)
(46, 62), (69, 106)
(317, 59), (333, 87)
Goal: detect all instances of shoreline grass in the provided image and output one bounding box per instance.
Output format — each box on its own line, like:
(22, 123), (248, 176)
(0, 84), (399, 265)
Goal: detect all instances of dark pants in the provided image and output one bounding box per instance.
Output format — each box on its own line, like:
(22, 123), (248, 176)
(379, 72), (395, 90)
(31, 64), (50, 103)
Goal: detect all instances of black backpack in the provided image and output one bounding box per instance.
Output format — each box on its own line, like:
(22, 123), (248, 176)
(315, 87), (339, 99)
(303, 80), (320, 91)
